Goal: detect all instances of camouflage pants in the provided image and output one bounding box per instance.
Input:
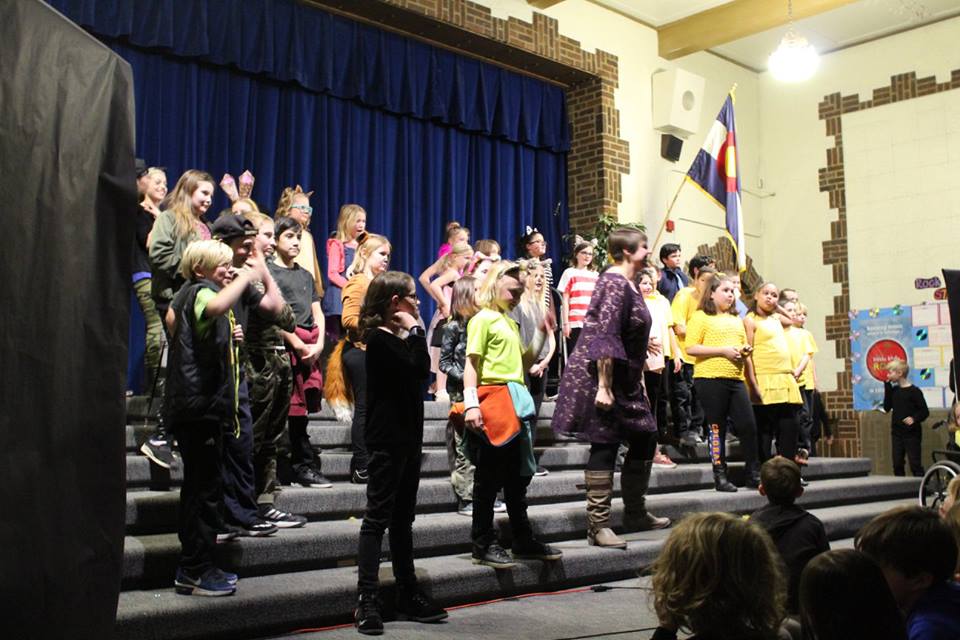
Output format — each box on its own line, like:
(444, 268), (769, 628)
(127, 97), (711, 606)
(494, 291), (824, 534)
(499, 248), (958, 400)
(244, 348), (293, 505)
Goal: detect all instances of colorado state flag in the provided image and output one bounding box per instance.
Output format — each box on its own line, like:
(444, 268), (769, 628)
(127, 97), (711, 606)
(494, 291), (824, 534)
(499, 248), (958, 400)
(685, 93), (745, 271)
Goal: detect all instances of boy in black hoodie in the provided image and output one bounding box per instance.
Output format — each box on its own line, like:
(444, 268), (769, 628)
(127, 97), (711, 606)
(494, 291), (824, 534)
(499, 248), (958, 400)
(750, 456), (829, 613)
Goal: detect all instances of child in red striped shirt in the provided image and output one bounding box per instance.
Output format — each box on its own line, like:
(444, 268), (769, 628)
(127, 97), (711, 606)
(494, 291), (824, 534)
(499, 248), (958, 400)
(557, 238), (598, 358)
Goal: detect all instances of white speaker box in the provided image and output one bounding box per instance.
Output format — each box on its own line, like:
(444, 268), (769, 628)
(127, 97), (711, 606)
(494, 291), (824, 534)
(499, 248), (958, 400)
(652, 68), (705, 139)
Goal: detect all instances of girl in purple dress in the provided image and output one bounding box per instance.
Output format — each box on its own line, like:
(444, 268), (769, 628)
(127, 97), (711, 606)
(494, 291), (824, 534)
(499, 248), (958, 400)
(552, 227), (671, 549)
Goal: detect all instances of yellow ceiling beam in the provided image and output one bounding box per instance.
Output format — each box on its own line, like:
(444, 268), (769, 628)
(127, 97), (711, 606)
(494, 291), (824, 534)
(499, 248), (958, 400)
(658, 0), (859, 60)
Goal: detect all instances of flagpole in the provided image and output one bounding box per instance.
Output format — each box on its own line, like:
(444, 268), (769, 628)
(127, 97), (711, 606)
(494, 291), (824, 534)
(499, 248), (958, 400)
(652, 176), (687, 250)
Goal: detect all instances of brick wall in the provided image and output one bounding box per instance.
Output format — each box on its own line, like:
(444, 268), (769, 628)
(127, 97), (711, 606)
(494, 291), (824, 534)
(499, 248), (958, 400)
(817, 69), (960, 457)
(321, 0), (631, 233)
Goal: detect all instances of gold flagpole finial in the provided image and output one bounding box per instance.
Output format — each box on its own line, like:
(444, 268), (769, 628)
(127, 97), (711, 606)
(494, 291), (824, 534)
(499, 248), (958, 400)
(730, 83), (738, 104)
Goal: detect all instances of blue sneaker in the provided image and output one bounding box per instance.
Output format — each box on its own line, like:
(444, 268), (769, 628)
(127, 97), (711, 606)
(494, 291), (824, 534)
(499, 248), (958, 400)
(216, 568), (238, 586)
(174, 567), (236, 596)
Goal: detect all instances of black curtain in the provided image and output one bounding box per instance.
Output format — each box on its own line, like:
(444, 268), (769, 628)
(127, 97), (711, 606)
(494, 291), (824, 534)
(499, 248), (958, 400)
(0, 1), (135, 638)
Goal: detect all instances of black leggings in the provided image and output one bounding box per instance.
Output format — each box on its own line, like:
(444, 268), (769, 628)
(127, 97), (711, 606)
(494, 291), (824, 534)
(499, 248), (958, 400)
(586, 432), (658, 471)
(342, 343), (369, 472)
(694, 378), (758, 469)
(754, 403), (800, 461)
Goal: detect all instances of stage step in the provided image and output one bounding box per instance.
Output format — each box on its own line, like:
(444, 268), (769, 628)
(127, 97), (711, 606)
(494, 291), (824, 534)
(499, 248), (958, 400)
(124, 457), (874, 533)
(114, 496), (915, 640)
(120, 475), (918, 590)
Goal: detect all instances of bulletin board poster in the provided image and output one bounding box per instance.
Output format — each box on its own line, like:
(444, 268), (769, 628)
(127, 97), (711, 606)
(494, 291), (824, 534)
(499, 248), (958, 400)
(850, 302), (952, 410)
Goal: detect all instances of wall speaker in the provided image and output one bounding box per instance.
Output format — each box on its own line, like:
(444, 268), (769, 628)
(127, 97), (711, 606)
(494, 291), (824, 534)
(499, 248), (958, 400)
(661, 134), (683, 162)
(652, 68), (705, 139)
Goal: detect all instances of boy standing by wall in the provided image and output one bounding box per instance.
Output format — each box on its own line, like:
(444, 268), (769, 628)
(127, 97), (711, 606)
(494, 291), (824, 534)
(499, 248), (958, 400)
(883, 359), (929, 477)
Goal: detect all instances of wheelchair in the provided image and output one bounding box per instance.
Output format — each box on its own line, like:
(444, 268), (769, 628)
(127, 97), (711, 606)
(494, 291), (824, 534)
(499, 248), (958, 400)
(918, 424), (960, 510)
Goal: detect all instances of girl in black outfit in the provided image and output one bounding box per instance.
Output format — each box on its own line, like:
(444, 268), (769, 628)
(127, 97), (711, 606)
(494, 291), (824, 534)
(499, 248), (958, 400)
(354, 271), (447, 635)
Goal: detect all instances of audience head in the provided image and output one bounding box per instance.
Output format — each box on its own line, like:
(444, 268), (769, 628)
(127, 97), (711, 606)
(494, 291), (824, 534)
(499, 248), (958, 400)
(570, 238), (597, 270)
(359, 271), (418, 336)
(652, 512), (786, 638)
(449, 276), (479, 324)
(275, 185), (313, 228)
(476, 261), (523, 312)
(347, 232), (391, 279)
(799, 549), (907, 640)
(474, 239), (500, 258)
(750, 282), (780, 316)
(519, 227), (546, 259)
(179, 239), (233, 285)
(231, 198), (260, 215)
(759, 457), (803, 506)
(687, 254), (714, 280)
(137, 167), (167, 204)
(244, 212), (276, 257)
(444, 221), (469, 246)
(168, 170), (216, 238)
(606, 226), (648, 267)
(336, 204), (367, 242)
(659, 243), (681, 269)
(696, 273), (738, 316)
(941, 475), (960, 517)
(855, 505), (958, 611)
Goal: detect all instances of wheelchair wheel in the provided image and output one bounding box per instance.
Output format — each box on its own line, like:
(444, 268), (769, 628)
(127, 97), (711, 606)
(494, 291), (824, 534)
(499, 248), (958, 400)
(919, 460), (960, 510)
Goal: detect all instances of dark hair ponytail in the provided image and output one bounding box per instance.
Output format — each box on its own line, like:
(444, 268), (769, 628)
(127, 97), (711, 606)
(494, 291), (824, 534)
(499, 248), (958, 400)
(359, 271), (416, 338)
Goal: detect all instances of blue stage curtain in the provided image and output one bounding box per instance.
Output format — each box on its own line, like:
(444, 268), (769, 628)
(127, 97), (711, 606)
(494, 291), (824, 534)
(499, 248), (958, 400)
(48, 0), (569, 152)
(48, 1), (570, 390)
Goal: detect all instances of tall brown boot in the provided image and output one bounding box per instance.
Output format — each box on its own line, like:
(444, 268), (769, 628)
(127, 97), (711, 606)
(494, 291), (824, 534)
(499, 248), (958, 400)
(584, 470), (627, 549)
(621, 459), (671, 532)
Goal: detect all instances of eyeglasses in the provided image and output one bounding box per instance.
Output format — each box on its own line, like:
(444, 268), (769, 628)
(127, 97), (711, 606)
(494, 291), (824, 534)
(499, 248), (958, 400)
(290, 204), (313, 215)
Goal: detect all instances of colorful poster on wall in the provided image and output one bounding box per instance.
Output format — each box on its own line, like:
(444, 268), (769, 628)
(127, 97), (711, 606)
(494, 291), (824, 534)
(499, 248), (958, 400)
(850, 302), (952, 410)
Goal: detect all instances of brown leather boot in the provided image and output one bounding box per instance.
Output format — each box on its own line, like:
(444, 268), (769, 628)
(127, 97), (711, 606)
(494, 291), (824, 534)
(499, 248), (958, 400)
(584, 470), (627, 549)
(621, 460), (671, 531)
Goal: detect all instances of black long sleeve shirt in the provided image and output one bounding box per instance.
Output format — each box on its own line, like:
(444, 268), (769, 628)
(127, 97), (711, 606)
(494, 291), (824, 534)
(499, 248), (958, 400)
(883, 382), (929, 430)
(364, 328), (431, 449)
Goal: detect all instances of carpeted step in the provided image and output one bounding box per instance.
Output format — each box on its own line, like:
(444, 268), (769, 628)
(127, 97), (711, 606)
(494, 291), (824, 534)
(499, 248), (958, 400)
(114, 497), (914, 640)
(119, 476), (919, 590)
(125, 458), (875, 533)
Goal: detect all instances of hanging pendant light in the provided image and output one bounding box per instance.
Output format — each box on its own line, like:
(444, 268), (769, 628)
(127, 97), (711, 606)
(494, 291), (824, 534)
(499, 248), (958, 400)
(768, 0), (819, 82)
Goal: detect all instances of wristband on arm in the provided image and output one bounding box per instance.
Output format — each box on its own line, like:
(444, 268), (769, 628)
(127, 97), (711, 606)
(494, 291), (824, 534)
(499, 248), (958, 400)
(464, 387), (479, 411)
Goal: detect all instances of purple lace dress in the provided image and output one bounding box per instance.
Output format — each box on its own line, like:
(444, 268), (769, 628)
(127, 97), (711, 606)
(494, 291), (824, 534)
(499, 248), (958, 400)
(551, 270), (655, 443)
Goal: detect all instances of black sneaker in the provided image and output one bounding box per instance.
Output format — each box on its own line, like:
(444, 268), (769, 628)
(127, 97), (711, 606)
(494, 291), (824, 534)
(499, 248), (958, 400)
(140, 437), (179, 470)
(472, 543), (516, 569)
(396, 588), (448, 623)
(296, 467), (333, 488)
(235, 520), (278, 537)
(351, 468), (369, 485)
(215, 527), (241, 544)
(174, 567), (236, 596)
(258, 505), (307, 528)
(534, 465), (550, 476)
(355, 593), (384, 635)
(511, 539), (563, 561)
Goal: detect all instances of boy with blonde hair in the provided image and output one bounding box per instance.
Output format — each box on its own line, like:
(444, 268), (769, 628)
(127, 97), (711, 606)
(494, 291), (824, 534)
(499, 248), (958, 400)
(883, 359), (929, 477)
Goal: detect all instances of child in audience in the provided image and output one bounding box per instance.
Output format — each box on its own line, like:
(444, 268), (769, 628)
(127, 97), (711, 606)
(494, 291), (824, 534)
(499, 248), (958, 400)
(423, 241), (473, 401)
(639, 267), (680, 469)
(750, 457), (829, 613)
(557, 238), (598, 356)
(883, 359), (929, 477)
(856, 505), (960, 640)
(670, 262), (716, 447)
(463, 262), (562, 568)
(684, 273), (760, 491)
(322, 204), (366, 344)
(782, 300), (818, 463)
(799, 549), (907, 640)
(240, 212), (307, 528)
(144, 169), (216, 468)
(271, 217), (329, 489)
(275, 186), (323, 298)
(353, 271), (447, 634)
(510, 258), (556, 476)
(650, 512), (786, 640)
(164, 240), (269, 596)
(330, 232), (392, 484)
(656, 243), (687, 303)
(744, 282), (803, 466)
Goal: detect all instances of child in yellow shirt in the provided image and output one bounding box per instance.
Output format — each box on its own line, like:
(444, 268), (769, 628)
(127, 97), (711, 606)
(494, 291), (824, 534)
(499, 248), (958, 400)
(782, 300), (819, 461)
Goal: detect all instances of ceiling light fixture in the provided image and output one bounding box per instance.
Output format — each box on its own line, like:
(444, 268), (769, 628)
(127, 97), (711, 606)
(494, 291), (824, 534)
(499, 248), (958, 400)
(767, 0), (819, 82)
